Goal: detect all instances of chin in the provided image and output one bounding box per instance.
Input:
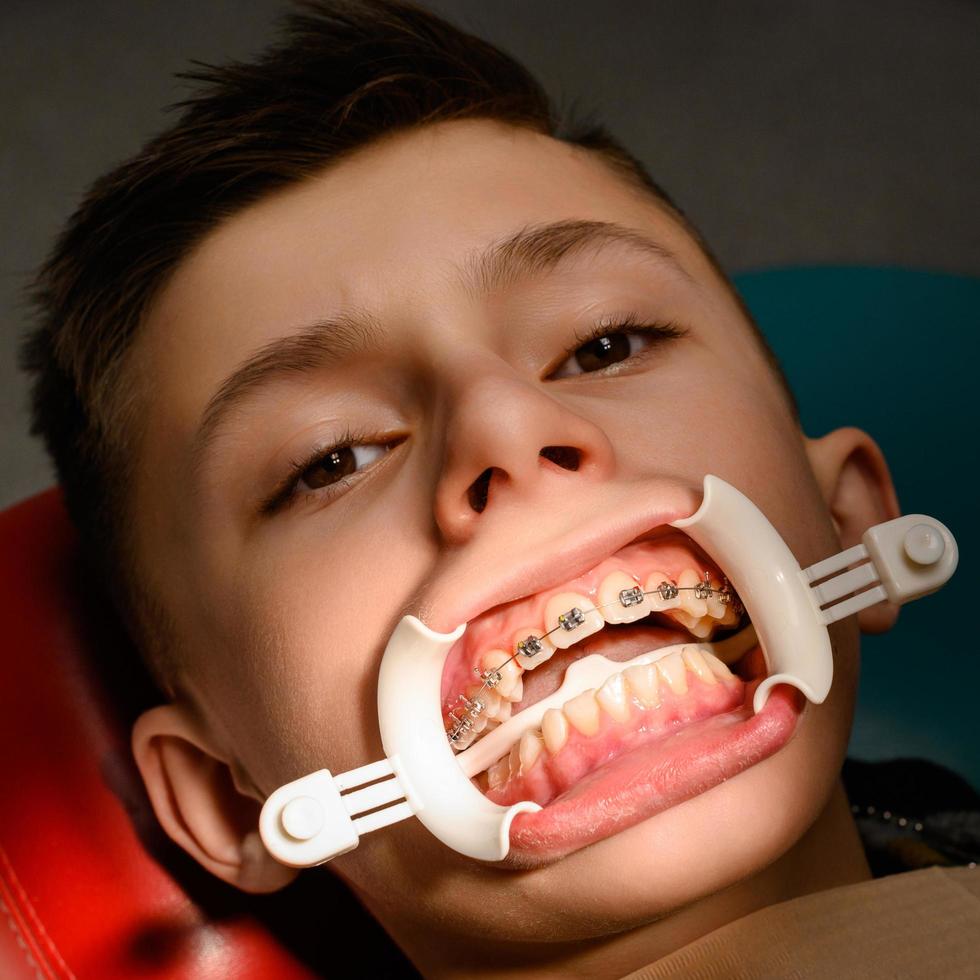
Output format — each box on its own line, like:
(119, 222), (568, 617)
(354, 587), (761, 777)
(491, 695), (841, 941)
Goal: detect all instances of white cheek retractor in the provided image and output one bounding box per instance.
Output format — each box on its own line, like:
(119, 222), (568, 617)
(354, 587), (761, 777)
(259, 475), (958, 867)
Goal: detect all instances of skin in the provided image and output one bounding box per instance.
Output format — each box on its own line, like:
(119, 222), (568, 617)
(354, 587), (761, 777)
(130, 118), (901, 977)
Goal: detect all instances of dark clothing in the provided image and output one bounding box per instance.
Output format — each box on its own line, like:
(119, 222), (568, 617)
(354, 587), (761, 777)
(842, 756), (980, 876)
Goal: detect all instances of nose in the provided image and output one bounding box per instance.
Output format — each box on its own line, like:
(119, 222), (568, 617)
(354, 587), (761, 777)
(432, 367), (616, 545)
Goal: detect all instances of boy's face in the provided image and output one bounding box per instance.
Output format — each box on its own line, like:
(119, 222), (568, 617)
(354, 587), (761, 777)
(131, 119), (866, 943)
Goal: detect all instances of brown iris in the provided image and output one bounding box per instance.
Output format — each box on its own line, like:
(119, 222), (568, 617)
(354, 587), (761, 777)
(575, 333), (631, 372)
(299, 447), (357, 490)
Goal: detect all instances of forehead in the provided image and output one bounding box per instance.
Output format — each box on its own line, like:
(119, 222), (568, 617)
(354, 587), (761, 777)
(180, 117), (683, 288)
(141, 119), (706, 388)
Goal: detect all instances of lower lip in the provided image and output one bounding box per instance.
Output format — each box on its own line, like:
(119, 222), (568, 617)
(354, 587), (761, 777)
(500, 673), (804, 867)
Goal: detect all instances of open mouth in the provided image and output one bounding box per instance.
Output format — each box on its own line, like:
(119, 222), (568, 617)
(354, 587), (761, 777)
(260, 475), (845, 872)
(262, 474), (953, 870)
(439, 527), (805, 863)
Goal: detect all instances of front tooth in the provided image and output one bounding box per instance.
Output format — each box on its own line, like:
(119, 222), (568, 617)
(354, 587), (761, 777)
(597, 571), (649, 624)
(480, 649), (523, 699)
(677, 569), (708, 618)
(544, 592), (604, 650)
(702, 650), (734, 680)
(644, 571), (681, 611)
(513, 628), (557, 670)
(681, 645), (716, 684)
(657, 651), (689, 695)
(596, 672), (631, 723)
(519, 731), (543, 772)
(624, 663), (660, 707)
(563, 689), (601, 736)
(542, 707), (570, 754)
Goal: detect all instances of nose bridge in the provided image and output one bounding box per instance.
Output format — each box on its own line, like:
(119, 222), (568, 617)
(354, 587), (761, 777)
(433, 355), (615, 542)
(449, 369), (557, 479)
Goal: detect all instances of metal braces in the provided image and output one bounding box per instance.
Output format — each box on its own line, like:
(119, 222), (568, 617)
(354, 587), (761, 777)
(446, 572), (743, 746)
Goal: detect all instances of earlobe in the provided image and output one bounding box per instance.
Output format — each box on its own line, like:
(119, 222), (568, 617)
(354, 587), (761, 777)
(132, 703), (297, 893)
(804, 427), (902, 634)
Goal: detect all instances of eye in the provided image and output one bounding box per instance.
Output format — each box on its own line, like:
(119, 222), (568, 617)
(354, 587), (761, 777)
(261, 435), (397, 514)
(296, 444), (386, 492)
(549, 318), (686, 380)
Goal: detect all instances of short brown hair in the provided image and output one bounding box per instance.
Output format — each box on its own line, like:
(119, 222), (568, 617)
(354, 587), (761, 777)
(20, 0), (792, 680)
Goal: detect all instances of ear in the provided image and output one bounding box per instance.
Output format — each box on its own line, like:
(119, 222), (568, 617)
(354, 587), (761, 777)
(804, 427), (902, 634)
(132, 703), (298, 893)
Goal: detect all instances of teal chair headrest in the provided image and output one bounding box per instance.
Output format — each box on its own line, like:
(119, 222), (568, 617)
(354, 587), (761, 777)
(734, 267), (978, 787)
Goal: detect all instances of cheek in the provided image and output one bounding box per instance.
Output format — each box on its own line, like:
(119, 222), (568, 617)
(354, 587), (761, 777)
(208, 510), (437, 791)
(605, 373), (827, 549)
(589, 341), (797, 480)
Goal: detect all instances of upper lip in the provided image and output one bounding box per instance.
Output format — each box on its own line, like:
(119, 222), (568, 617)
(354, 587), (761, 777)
(421, 482), (700, 634)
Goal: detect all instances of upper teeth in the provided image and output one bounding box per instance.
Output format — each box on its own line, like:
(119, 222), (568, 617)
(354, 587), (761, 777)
(677, 569), (708, 618)
(479, 648), (522, 698)
(523, 569), (738, 670)
(644, 571), (681, 610)
(513, 627), (556, 670)
(544, 592), (604, 650)
(598, 571), (650, 624)
(446, 567), (742, 750)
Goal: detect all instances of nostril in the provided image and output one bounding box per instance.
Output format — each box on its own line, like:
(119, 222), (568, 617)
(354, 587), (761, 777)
(539, 445), (581, 472)
(467, 467), (494, 513)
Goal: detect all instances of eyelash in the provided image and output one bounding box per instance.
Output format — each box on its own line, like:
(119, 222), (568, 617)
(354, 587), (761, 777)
(260, 427), (394, 515)
(263, 314), (686, 514)
(548, 312), (687, 379)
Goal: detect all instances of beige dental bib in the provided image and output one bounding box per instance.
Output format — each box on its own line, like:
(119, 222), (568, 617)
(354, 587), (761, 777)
(259, 476), (958, 867)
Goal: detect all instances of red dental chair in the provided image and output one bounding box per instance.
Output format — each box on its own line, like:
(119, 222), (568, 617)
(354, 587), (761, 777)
(0, 489), (416, 979)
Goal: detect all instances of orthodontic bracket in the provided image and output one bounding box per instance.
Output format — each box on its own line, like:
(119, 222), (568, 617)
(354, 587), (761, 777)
(517, 635), (545, 658)
(446, 691), (491, 743)
(446, 576), (744, 746)
(619, 585), (644, 606)
(476, 665), (503, 688)
(558, 607), (586, 630)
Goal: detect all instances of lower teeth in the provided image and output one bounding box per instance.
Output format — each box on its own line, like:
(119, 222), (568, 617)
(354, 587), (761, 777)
(476, 632), (753, 793)
(470, 629), (755, 775)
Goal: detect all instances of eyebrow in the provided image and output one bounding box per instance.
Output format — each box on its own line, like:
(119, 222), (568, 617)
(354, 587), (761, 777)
(192, 309), (386, 468)
(191, 218), (687, 465)
(459, 217), (688, 297)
